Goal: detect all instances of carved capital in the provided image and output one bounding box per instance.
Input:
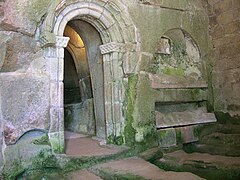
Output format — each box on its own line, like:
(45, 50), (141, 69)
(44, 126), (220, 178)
(39, 31), (56, 48)
(99, 42), (123, 54)
(56, 36), (70, 48)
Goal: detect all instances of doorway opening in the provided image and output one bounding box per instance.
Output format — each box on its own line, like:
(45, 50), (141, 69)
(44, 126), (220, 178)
(64, 24), (95, 137)
(63, 21), (106, 151)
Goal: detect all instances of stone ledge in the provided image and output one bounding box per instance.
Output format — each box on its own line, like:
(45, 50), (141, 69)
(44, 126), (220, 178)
(149, 73), (208, 89)
(156, 110), (217, 129)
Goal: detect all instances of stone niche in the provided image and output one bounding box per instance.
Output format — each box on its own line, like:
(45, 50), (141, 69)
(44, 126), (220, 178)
(149, 29), (216, 147)
(152, 29), (204, 80)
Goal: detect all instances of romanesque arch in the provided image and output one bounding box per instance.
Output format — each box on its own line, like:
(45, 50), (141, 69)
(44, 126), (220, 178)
(39, 0), (140, 153)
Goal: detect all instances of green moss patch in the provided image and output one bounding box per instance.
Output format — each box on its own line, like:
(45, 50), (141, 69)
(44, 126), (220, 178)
(153, 158), (240, 180)
(124, 75), (138, 147)
(215, 112), (240, 125)
(108, 135), (124, 145)
(32, 134), (51, 146)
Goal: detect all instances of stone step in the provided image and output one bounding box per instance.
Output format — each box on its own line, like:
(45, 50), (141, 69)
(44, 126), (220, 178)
(139, 147), (163, 162)
(66, 169), (103, 180)
(156, 110), (217, 128)
(200, 132), (240, 146)
(91, 157), (203, 180)
(156, 150), (240, 180)
(216, 124), (240, 134)
(17, 169), (103, 180)
(183, 143), (240, 157)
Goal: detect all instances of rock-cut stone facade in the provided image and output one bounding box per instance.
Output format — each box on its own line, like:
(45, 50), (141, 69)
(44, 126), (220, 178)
(2, 0), (237, 178)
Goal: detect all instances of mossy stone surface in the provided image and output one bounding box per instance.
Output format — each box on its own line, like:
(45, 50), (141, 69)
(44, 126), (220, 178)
(2, 131), (53, 179)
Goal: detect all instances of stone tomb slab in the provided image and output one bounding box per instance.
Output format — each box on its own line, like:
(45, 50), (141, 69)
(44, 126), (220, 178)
(156, 110), (217, 129)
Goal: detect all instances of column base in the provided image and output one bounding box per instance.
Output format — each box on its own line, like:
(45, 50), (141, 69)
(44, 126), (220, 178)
(48, 131), (65, 154)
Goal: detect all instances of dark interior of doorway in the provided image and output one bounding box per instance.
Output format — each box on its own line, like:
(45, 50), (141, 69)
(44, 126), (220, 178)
(63, 20), (106, 155)
(64, 49), (81, 104)
(63, 24), (96, 138)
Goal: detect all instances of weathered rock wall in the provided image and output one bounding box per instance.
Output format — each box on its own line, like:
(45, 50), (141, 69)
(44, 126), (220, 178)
(0, 1), (53, 177)
(0, 0), (212, 148)
(0, 0), (215, 177)
(1, 0), (52, 35)
(122, 0), (212, 148)
(202, 0), (240, 121)
(0, 0), (51, 145)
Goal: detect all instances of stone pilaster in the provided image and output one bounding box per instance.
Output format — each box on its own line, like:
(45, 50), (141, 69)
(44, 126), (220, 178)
(100, 44), (125, 140)
(45, 36), (69, 153)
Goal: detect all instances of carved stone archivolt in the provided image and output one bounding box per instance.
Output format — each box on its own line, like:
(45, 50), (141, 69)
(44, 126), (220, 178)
(99, 42), (124, 54)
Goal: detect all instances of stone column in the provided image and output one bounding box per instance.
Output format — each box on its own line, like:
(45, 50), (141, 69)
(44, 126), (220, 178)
(44, 36), (69, 153)
(100, 42), (125, 141)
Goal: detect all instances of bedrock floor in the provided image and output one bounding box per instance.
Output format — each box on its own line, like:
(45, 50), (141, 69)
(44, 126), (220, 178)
(64, 131), (125, 156)
(16, 131), (240, 179)
(62, 132), (202, 179)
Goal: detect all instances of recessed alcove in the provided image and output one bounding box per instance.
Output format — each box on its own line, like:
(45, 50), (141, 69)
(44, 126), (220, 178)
(152, 29), (204, 81)
(150, 29), (217, 147)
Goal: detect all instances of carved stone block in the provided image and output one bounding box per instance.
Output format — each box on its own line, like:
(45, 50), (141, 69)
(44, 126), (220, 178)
(100, 42), (123, 54)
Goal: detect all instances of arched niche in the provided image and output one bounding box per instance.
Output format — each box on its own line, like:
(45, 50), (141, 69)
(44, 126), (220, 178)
(152, 29), (206, 82)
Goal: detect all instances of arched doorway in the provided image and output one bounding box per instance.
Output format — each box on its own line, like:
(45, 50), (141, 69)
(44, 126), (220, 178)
(41, 1), (139, 153)
(63, 21), (105, 141)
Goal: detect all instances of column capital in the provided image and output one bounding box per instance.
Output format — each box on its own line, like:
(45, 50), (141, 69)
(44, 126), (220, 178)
(40, 32), (70, 48)
(56, 36), (70, 48)
(39, 31), (56, 48)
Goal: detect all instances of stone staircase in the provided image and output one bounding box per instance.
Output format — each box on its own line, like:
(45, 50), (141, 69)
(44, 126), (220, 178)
(15, 134), (204, 180)
(148, 72), (217, 147)
(153, 122), (240, 180)
(184, 123), (240, 157)
(13, 128), (240, 179)
(155, 150), (240, 180)
(90, 157), (203, 180)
